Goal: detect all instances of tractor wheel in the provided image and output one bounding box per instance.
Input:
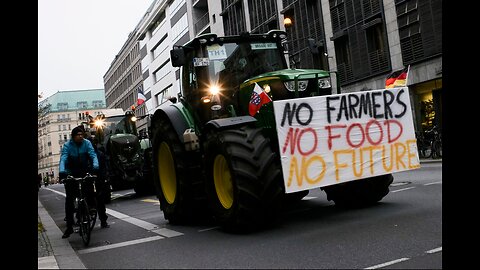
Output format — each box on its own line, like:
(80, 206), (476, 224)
(204, 126), (284, 232)
(152, 117), (205, 224)
(322, 174), (394, 208)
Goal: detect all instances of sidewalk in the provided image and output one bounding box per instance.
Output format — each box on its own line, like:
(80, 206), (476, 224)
(38, 199), (86, 269)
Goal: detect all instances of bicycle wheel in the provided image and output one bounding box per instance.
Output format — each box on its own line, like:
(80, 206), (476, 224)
(78, 200), (92, 246)
(89, 206), (97, 231)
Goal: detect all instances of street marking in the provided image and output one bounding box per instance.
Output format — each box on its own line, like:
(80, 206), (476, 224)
(141, 199), (160, 205)
(364, 258), (410, 269)
(425, 246), (442, 254)
(302, 196), (317, 200)
(45, 188), (66, 197)
(198, 226), (220, 232)
(77, 236), (163, 254)
(44, 188), (183, 238)
(391, 187), (415, 193)
(424, 181), (442, 186)
(105, 208), (184, 237)
(111, 192), (136, 200)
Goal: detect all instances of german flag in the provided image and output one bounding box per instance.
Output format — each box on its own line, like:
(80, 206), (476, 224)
(385, 66), (409, 88)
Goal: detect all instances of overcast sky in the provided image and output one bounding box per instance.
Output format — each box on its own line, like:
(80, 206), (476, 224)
(38, 0), (154, 101)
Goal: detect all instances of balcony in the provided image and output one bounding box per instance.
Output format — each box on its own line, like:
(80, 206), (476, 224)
(194, 12), (209, 35)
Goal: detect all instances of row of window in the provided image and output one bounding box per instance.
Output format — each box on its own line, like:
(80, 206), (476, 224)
(56, 100), (104, 111)
(220, 0), (441, 86)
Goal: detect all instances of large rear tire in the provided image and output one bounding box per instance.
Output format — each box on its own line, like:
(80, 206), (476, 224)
(322, 174), (394, 208)
(151, 117), (206, 224)
(204, 126), (284, 232)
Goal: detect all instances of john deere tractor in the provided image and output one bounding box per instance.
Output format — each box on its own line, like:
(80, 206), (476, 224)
(87, 110), (153, 196)
(148, 30), (393, 232)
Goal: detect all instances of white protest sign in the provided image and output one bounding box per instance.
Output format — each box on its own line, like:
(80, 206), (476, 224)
(273, 87), (420, 193)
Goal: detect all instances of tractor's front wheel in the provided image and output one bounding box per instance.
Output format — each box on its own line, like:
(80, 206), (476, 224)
(152, 117), (205, 224)
(205, 126), (284, 232)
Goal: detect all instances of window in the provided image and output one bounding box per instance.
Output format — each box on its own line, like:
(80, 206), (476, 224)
(150, 10), (166, 35)
(152, 34), (168, 59)
(77, 101), (87, 109)
(57, 102), (68, 110)
(366, 22), (389, 73)
(92, 100), (103, 108)
(156, 84), (173, 105)
(153, 59), (171, 82)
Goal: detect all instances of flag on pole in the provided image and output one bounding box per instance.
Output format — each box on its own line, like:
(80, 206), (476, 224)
(249, 83), (272, 116)
(385, 66), (409, 88)
(137, 88), (146, 105)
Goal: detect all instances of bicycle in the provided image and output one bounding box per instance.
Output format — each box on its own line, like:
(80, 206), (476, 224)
(415, 131), (432, 159)
(63, 173), (98, 246)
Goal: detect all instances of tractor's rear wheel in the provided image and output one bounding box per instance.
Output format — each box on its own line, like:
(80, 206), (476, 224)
(152, 117), (205, 224)
(322, 174), (394, 208)
(205, 126), (284, 232)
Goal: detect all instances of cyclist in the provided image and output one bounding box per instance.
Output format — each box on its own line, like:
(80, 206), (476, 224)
(59, 125), (107, 239)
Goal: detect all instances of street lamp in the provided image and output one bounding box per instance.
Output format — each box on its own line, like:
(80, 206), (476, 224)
(284, 17), (292, 29)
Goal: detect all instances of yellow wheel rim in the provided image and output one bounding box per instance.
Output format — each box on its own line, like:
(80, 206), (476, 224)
(158, 142), (176, 204)
(213, 155), (233, 209)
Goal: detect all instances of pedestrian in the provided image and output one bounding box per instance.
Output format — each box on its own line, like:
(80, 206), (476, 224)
(38, 174), (42, 191)
(43, 175), (49, 187)
(58, 125), (109, 239)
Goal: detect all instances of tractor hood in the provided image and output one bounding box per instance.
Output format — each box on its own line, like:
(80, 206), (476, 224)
(110, 134), (140, 159)
(240, 68), (330, 88)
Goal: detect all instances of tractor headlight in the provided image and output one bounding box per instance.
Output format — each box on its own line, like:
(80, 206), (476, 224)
(209, 85), (220, 95)
(263, 84), (271, 93)
(284, 80), (308, 92)
(317, 78), (331, 89)
(94, 119), (104, 128)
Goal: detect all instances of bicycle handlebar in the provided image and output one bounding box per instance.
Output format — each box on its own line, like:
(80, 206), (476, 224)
(62, 173), (97, 184)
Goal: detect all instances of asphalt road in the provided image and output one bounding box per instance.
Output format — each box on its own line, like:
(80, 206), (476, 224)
(38, 162), (442, 269)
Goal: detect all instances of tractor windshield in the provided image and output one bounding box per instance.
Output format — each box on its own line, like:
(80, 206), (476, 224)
(194, 41), (287, 91)
(103, 116), (137, 135)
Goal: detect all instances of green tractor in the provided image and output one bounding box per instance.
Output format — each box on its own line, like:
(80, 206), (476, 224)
(148, 30), (393, 232)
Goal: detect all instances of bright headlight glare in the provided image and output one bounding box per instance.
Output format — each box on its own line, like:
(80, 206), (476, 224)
(210, 85), (220, 95)
(131, 116), (137, 122)
(284, 80), (308, 92)
(318, 78), (331, 89)
(94, 119), (104, 127)
(263, 84), (271, 93)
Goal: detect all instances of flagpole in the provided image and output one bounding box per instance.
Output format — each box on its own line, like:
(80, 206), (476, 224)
(405, 64), (411, 86)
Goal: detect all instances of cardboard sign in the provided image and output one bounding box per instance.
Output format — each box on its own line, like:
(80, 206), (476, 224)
(273, 87), (420, 193)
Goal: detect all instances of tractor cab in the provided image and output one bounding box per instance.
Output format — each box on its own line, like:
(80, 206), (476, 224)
(170, 30), (332, 126)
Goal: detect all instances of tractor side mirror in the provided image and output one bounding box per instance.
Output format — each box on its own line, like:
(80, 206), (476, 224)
(170, 47), (186, 67)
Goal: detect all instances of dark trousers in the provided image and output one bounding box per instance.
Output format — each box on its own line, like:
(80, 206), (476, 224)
(64, 178), (108, 228)
(94, 177), (108, 223)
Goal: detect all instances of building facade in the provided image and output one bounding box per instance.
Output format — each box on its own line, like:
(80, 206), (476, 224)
(106, 0), (442, 135)
(37, 89), (107, 182)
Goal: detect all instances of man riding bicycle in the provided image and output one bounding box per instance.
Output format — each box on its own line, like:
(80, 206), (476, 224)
(59, 125), (109, 238)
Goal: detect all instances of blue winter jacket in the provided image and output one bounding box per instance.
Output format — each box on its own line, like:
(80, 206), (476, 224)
(59, 138), (99, 177)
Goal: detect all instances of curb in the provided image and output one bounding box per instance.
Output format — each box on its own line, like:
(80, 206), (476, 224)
(419, 158), (442, 164)
(38, 199), (86, 269)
